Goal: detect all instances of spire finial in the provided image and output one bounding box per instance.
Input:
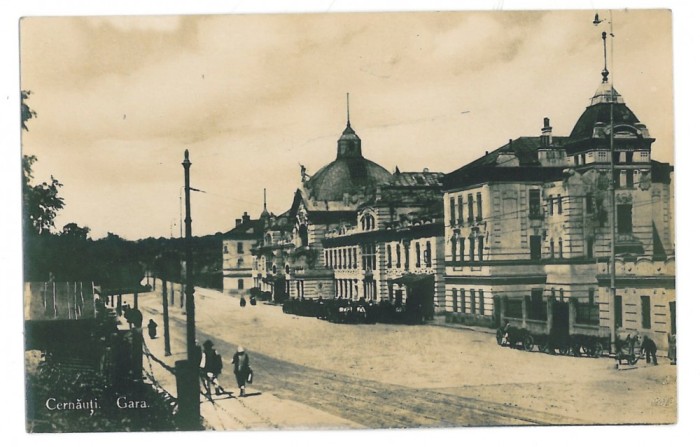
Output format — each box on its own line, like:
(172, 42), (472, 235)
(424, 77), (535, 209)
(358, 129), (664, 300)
(263, 188), (267, 211)
(346, 92), (350, 126)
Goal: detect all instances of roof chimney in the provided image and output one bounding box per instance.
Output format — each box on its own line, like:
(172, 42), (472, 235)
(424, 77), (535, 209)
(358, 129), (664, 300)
(540, 117), (552, 147)
(242, 212), (250, 223)
(235, 218), (242, 227)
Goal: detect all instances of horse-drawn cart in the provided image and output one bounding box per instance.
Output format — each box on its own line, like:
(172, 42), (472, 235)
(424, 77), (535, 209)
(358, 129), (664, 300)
(496, 319), (610, 358)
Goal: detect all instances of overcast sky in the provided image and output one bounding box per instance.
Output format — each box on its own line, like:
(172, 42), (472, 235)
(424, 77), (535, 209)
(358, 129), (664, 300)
(19, 9), (674, 240)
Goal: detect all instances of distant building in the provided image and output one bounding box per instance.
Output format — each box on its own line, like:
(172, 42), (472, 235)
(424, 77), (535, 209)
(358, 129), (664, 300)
(320, 170), (445, 318)
(222, 211), (264, 297)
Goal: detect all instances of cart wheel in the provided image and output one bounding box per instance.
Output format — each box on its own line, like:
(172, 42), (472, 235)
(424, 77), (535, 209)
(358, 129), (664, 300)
(630, 356), (638, 366)
(537, 343), (547, 352)
(496, 329), (504, 346)
(524, 335), (535, 352)
(557, 346), (570, 356)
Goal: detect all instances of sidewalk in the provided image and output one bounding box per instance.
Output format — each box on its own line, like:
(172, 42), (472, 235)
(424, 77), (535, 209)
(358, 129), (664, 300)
(138, 298), (363, 431)
(426, 315), (497, 335)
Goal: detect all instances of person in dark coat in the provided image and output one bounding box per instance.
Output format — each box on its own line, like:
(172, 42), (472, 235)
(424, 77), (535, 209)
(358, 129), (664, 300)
(201, 340), (225, 396)
(668, 333), (677, 365)
(232, 346), (251, 397)
(240, 297), (247, 307)
(640, 336), (658, 365)
(147, 319), (158, 339)
(130, 307), (143, 328)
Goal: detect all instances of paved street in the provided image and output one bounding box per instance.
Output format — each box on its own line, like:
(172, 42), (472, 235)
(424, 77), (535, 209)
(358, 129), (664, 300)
(136, 285), (676, 429)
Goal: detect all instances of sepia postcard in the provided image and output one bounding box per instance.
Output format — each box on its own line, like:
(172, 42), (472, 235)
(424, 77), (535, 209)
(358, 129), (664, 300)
(19, 9), (677, 433)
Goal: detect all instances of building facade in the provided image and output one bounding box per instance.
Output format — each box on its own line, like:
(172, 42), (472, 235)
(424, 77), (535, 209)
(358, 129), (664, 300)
(442, 80), (675, 348)
(224, 79), (674, 348)
(222, 212), (264, 297)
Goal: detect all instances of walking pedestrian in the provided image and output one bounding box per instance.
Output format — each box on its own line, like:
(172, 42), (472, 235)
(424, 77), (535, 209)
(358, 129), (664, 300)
(640, 335), (658, 365)
(130, 306), (143, 328)
(232, 346), (251, 397)
(147, 319), (158, 339)
(240, 297), (247, 307)
(668, 333), (677, 365)
(200, 340), (225, 396)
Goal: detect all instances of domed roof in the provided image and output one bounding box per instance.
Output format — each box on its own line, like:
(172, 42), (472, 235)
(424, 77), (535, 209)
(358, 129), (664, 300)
(568, 83), (641, 142)
(303, 122), (392, 202)
(304, 157), (392, 202)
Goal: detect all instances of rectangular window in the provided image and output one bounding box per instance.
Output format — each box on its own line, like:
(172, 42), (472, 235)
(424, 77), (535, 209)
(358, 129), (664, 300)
(641, 295), (651, 329)
(396, 244), (401, 268)
(557, 194), (562, 214)
(529, 289), (546, 321)
(529, 289), (547, 321)
(478, 290), (484, 315)
(425, 241), (432, 267)
(467, 194), (474, 222)
(626, 170), (634, 189)
(575, 293), (600, 325)
(415, 242), (421, 268)
(460, 290), (466, 313)
(404, 244), (410, 270)
(585, 193), (594, 214)
(587, 238), (594, 258)
(457, 196), (464, 225)
(529, 189), (541, 217)
(614, 295), (623, 329)
(450, 238), (456, 263)
(469, 237), (475, 261)
(470, 289), (476, 314)
(550, 238), (555, 258)
(387, 244), (392, 267)
(476, 193), (483, 221)
(530, 235), (542, 260)
(238, 279), (244, 290)
(505, 298), (522, 319)
(617, 204), (633, 234)
(477, 236), (484, 261)
(452, 289), (458, 313)
(237, 242), (244, 254)
(459, 238), (465, 262)
(449, 197), (455, 226)
(548, 195), (554, 216)
(558, 238), (563, 258)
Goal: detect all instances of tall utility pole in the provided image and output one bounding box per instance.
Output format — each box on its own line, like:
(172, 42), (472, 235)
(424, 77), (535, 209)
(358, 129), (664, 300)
(596, 12), (617, 350)
(161, 277), (171, 356)
(182, 149), (196, 363)
(175, 149), (200, 429)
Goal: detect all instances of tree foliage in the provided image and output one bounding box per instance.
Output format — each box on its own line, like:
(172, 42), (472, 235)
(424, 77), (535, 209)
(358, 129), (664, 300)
(22, 90), (65, 236)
